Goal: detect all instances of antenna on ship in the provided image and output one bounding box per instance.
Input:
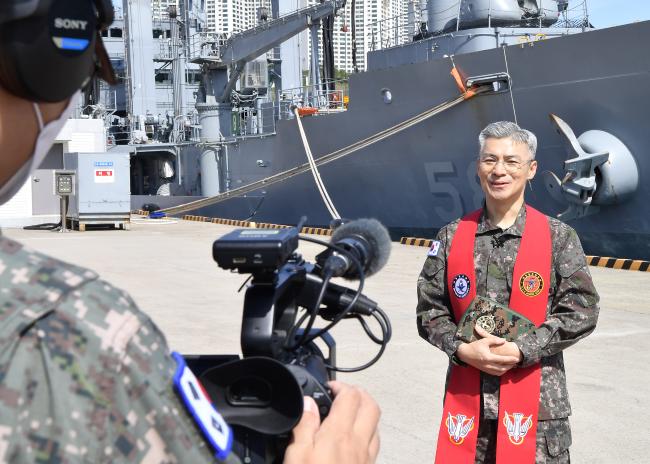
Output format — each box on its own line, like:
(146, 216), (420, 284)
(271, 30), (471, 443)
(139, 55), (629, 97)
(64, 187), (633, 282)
(168, 4), (187, 144)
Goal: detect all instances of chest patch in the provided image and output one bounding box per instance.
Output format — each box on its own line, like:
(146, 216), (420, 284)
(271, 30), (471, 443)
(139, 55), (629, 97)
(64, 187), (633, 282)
(452, 274), (471, 299)
(172, 352), (233, 460)
(519, 271), (544, 297)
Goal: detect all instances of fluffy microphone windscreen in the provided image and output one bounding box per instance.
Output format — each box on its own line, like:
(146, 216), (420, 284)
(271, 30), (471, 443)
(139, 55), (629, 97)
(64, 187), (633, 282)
(331, 218), (392, 277)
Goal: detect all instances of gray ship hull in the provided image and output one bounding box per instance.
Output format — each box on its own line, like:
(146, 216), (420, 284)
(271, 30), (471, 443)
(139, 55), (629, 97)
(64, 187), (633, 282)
(191, 21), (650, 260)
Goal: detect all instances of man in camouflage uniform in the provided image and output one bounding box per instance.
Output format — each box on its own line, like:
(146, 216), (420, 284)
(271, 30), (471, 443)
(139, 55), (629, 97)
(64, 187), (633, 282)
(0, 2), (380, 463)
(416, 121), (600, 463)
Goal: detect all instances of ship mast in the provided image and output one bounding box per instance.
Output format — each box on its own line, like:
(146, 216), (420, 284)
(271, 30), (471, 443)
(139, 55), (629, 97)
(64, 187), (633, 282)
(169, 4), (187, 143)
(121, 0), (157, 141)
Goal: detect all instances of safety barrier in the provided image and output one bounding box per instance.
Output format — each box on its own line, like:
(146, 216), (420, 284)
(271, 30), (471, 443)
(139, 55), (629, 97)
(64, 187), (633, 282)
(180, 214), (332, 236)
(586, 256), (650, 272)
(400, 237), (650, 272)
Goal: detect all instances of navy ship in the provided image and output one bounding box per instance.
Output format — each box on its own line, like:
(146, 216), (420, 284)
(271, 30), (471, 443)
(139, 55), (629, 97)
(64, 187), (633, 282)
(103, 1), (650, 260)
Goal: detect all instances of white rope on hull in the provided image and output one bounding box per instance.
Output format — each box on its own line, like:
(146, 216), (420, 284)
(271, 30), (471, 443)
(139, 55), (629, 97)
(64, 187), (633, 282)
(161, 86), (489, 216)
(294, 106), (341, 220)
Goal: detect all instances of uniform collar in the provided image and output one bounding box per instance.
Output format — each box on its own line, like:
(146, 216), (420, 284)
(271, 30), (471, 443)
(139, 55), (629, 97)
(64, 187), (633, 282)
(476, 202), (527, 236)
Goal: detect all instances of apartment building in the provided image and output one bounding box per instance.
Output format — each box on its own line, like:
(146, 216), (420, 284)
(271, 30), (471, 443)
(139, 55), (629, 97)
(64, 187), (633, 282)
(306, 0), (414, 72)
(205, 0), (271, 33)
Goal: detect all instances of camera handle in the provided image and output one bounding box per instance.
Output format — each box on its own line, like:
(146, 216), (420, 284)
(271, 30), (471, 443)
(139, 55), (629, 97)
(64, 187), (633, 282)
(241, 261), (306, 359)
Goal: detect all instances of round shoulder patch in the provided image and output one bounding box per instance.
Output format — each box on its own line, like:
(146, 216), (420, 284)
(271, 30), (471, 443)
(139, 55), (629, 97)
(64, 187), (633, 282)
(452, 274), (471, 299)
(519, 271), (544, 297)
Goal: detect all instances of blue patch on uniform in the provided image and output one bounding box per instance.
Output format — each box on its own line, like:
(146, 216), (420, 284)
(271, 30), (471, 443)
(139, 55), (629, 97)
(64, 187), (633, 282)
(427, 240), (441, 257)
(53, 37), (90, 51)
(172, 352), (233, 461)
(452, 274), (471, 298)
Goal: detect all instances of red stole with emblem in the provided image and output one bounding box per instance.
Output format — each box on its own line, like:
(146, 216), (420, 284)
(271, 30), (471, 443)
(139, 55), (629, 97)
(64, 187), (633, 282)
(434, 205), (551, 463)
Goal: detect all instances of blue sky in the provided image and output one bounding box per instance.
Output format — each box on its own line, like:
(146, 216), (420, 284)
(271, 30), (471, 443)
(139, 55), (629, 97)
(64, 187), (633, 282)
(112, 1), (649, 29)
(588, 0), (650, 28)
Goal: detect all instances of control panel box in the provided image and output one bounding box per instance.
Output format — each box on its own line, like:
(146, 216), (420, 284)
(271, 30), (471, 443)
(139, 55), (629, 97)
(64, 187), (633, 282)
(53, 170), (76, 196)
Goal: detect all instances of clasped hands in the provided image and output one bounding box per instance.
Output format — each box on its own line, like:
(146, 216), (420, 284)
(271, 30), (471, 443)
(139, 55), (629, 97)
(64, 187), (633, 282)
(456, 326), (523, 376)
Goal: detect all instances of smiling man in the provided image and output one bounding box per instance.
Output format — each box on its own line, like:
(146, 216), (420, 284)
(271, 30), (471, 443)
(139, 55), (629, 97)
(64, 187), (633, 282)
(416, 121), (600, 463)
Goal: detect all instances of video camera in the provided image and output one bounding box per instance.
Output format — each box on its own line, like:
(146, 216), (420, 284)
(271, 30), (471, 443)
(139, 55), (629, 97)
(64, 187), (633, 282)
(192, 218), (392, 463)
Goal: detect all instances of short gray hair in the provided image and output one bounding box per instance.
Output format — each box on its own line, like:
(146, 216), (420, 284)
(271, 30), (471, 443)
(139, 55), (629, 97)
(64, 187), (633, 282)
(478, 121), (537, 159)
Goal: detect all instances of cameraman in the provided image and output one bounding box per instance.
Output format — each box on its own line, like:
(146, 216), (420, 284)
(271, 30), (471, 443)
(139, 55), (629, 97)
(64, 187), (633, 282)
(0, 1), (380, 462)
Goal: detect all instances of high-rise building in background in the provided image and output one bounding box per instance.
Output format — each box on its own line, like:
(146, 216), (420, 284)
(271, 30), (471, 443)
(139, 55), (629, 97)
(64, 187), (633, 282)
(205, 0), (271, 34)
(302, 0), (417, 73)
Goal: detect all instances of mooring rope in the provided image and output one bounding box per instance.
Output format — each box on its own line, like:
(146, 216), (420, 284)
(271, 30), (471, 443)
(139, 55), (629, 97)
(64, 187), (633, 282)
(161, 85), (491, 216)
(294, 106), (341, 220)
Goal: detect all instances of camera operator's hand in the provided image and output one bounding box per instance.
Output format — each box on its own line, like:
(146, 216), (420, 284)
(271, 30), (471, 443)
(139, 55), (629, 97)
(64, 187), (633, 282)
(284, 381), (381, 464)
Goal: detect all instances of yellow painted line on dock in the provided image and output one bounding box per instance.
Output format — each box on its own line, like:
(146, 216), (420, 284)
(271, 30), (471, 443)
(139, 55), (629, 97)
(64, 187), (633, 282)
(180, 215), (332, 236)
(400, 237), (433, 247)
(400, 237), (650, 272)
(586, 256), (650, 272)
(300, 227), (333, 236)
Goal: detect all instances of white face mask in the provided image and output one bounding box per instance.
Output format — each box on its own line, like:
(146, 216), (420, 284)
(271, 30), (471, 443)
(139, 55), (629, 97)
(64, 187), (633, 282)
(0, 91), (79, 206)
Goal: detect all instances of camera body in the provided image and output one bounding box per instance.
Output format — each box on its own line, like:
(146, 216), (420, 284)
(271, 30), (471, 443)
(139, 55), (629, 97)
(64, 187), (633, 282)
(198, 221), (391, 463)
(198, 226), (338, 463)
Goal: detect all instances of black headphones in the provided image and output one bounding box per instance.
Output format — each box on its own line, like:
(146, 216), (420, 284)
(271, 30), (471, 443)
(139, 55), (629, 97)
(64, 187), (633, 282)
(0, 0), (116, 102)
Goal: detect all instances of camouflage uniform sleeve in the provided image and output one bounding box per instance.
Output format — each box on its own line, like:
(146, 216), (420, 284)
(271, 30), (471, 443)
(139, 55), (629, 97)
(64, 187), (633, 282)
(104, 287), (241, 464)
(416, 225), (462, 359)
(514, 225), (600, 367)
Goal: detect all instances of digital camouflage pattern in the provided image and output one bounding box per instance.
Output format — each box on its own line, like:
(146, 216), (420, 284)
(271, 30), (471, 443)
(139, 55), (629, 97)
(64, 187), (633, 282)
(416, 204), (600, 423)
(0, 235), (240, 464)
(474, 417), (571, 463)
(455, 296), (537, 343)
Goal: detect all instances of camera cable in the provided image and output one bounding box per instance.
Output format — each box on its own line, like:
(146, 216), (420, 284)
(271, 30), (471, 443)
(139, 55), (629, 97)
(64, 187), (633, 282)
(325, 307), (391, 373)
(293, 267), (334, 348)
(296, 235), (365, 346)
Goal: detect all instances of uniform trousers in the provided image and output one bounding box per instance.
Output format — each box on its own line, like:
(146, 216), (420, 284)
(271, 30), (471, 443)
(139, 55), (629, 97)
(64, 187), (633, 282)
(474, 417), (571, 464)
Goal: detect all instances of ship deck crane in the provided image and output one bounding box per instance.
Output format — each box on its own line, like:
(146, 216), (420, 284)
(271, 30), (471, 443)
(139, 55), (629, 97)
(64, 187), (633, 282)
(194, 0), (346, 107)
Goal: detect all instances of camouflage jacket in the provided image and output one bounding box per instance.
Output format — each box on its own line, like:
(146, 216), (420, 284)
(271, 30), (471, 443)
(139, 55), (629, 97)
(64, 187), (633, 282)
(0, 235), (240, 463)
(416, 205), (600, 420)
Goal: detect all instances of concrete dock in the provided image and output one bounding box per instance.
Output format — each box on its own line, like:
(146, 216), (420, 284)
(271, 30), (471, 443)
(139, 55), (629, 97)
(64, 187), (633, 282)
(5, 219), (650, 463)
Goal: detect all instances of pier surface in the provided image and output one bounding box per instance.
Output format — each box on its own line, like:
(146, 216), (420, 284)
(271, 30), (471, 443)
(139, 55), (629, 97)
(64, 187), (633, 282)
(6, 219), (650, 463)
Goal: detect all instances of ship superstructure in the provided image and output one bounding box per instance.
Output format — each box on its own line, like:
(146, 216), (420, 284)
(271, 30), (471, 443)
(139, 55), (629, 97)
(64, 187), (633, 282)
(95, 1), (650, 259)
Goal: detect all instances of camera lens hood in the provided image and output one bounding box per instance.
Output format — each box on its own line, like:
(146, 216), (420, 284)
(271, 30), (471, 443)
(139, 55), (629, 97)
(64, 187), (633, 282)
(199, 357), (303, 435)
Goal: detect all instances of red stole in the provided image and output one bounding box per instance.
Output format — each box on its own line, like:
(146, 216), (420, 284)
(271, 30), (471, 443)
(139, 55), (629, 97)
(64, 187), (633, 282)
(434, 206), (551, 463)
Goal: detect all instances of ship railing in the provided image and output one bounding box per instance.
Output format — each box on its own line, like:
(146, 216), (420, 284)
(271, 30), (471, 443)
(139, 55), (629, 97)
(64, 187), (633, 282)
(369, 1), (590, 52)
(154, 37), (175, 62)
(274, 79), (349, 120)
(188, 31), (230, 62)
(368, 7), (427, 52)
(232, 100), (278, 137)
(228, 80), (349, 138)
(552, 0), (590, 29)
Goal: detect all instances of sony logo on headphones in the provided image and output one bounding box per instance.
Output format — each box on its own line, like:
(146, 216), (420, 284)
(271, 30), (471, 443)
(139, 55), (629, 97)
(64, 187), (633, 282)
(54, 18), (89, 31)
